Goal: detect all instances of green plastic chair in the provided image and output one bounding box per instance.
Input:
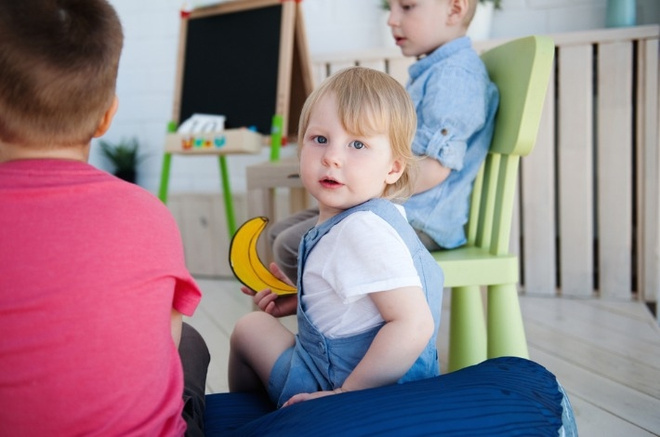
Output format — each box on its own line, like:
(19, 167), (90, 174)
(433, 35), (555, 372)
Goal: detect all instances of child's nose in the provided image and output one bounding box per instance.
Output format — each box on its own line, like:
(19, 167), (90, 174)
(387, 11), (396, 27)
(387, 7), (399, 27)
(321, 144), (342, 167)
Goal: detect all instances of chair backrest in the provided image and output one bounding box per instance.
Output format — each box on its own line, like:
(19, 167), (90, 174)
(466, 36), (555, 255)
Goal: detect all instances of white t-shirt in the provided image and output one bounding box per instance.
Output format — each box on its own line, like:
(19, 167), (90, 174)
(301, 205), (422, 338)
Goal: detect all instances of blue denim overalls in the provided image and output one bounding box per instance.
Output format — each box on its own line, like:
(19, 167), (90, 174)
(267, 198), (444, 408)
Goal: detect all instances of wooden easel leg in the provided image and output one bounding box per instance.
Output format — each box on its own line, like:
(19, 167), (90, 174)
(448, 285), (487, 372)
(159, 153), (172, 204)
(218, 155), (236, 236)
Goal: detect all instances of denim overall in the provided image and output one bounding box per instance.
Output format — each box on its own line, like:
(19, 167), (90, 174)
(267, 199), (444, 408)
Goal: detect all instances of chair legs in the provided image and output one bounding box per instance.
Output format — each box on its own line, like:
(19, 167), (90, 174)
(448, 284), (528, 372)
(448, 286), (487, 372)
(487, 283), (528, 359)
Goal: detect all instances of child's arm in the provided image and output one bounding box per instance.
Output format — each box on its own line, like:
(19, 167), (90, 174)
(415, 156), (451, 194)
(340, 285), (434, 389)
(283, 285), (434, 406)
(412, 66), (491, 188)
(171, 308), (183, 348)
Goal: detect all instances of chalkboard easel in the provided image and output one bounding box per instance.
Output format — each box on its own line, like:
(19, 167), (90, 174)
(160, 0), (314, 237)
(171, 0), (313, 157)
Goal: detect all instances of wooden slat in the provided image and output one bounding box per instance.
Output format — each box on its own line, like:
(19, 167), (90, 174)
(523, 297), (660, 368)
(565, 394), (657, 437)
(523, 301), (660, 397)
(521, 65), (557, 296)
(557, 44), (595, 297)
(526, 320), (660, 398)
(171, 195), (214, 276)
(531, 347), (660, 435)
(476, 154), (500, 248)
(386, 56), (414, 85)
(274, 1), (296, 125)
(356, 58), (387, 73)
(169, 194), (231, 277)
(309, 27), (660, 69)
(637, 38), (660, 307)
(311, 63), (327, 88)
(328, 60), (357, 76)
(597, 41), (634, 299)
(510, 181), (520, 264)
(547, 25), (659, 48)
(492, 156), (520, 255)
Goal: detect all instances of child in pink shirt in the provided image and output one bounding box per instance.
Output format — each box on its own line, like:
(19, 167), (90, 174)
(0, 1), (208, 435)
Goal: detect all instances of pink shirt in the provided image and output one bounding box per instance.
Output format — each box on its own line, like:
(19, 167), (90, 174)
(0, 159), (202, 436)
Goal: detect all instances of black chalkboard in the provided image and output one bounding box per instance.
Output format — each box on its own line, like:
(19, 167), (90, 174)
(172, 0), (312, 138)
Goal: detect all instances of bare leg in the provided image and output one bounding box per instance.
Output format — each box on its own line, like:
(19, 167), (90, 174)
(228, 311), (295, 393)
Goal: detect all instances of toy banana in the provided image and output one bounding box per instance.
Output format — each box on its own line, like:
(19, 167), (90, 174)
(229, 216), (297, 295)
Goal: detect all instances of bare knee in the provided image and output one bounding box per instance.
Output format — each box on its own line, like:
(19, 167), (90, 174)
(230, 311), (271, 352)
(229, 311), (294, 392)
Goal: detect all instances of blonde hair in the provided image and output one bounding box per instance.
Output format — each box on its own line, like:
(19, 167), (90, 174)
(298, 67), (418, 201)
(0, 0), (123, 147)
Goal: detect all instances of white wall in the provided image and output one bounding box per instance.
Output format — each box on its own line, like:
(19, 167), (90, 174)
(96, 0), (659, 194)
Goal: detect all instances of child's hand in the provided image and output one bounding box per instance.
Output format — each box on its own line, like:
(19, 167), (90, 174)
(240, 263), (297, 317)
(268, 262), (295, 288)
(282, 388), (346, 407)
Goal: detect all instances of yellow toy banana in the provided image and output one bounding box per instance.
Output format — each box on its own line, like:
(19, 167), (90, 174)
(229, 216), (297, 295)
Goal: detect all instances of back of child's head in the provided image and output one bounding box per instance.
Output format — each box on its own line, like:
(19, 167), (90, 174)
(298, 66), (418, 201)
(0, 0), (123, 148)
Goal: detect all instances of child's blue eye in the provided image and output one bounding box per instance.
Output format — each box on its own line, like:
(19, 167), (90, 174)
(314, 136), (327, 144)
(350, 140), (365, 150)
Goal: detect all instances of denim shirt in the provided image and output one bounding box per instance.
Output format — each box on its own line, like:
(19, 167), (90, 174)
(404, 36), (499, 248)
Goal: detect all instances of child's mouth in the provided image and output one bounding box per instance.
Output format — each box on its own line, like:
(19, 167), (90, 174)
(320, 177), (341, 188)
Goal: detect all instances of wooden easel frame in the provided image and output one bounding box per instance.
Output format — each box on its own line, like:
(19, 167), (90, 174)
(171, 0), (313, 146)
(160, 0), (313, 237)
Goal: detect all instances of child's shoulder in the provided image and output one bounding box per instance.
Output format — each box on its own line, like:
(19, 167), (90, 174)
(412, 38), (488, 82)
(326, 209), (408, 257)
(334, 202), (406, 237)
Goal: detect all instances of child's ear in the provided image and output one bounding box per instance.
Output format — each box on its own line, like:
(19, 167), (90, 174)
(385, 158), (405, 184)
(447, 0), (469, 25)
(93, 95), (119, 138)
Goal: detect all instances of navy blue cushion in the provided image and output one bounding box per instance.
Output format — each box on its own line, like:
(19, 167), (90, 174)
(204, 391), (275, 433)
(205, 357), (564, 436)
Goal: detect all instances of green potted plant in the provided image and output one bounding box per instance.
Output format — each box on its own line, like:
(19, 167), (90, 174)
(99, 137), (142, 183)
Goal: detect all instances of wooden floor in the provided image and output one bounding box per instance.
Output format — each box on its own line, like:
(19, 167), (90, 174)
(186, 277), (660, 437)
